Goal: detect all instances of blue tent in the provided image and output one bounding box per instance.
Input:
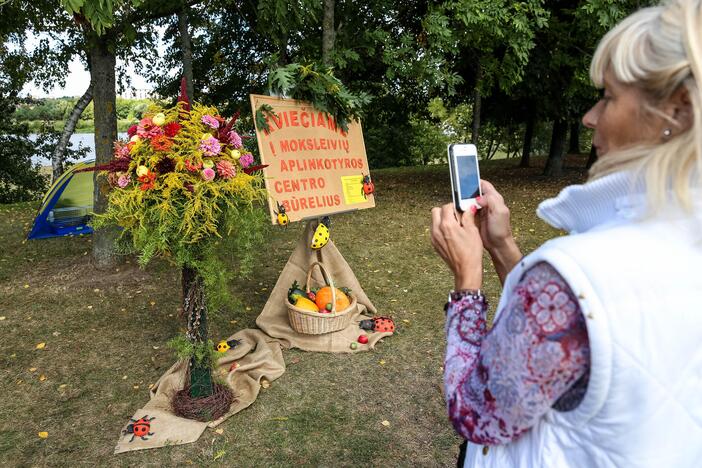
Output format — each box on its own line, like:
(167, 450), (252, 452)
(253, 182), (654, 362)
(28, 160), (95, 240)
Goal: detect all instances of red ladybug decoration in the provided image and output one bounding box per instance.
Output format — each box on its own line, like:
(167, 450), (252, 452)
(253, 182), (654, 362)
(361, 174), (375, 198)
(359, 316), (395, 334)
(123, 415), (156, 442)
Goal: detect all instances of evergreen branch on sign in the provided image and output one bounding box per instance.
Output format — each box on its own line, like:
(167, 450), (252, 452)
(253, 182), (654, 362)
(266, 62), (371, 132)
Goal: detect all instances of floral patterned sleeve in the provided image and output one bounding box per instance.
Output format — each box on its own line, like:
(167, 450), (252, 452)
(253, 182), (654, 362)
(444, 262), (590, 445)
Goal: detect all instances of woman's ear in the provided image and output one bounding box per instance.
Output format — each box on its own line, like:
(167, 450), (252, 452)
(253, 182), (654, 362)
(666, 85), (693, 131)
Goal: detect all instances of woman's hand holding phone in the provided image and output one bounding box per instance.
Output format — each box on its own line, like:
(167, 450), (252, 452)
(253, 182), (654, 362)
(476, 180), (523, 284)
(430, 203), (483, 290)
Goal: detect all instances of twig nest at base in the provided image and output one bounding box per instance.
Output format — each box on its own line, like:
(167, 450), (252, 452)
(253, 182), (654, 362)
(357, 335), (369, 344)
(171, 382), (235, 422)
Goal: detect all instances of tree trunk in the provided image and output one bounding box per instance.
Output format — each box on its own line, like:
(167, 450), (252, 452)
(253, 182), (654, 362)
(471, 64), (482, 145)
(322, 0), (335, 66)
(182, 266), (214, 398)
(586, 144), (597, 169)
(519, 114), (535, 168)
(52, 86), (93, 183)
(543, 119), (568, 177)
(90, 34), (119, 270)
(178, 4), (194, 101)
(278, 32), (289, 66)
(568, 121), (581, 154)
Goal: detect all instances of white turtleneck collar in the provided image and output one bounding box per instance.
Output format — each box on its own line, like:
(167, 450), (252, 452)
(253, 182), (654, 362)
(536, 171), (649, 235)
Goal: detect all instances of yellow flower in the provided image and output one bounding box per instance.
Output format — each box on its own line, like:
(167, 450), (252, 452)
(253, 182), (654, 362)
(203, 160), (215, 169)
(201, 133), (212, 140)
(230, 150), (241, 159)
(152, 113), (166, 126)
(136, 165), (149, 177)
(130, 135), (140, 143)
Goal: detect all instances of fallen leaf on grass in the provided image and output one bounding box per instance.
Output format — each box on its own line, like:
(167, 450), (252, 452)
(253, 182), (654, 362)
(379, 360), (386, 365)
(86, 305), (93, 310)
(260, 379), (270, 389)
(35, 342), (46, 350)
(23, 284), (29, 289)
(29, 367), (37, 372)
(52, 331), (60, 337)
(133, 385), (139, 389)
(402, 319), (410, 324)
(214, 428), (224, 435)
(150, 301), (156, 306)
(122, 375), (128, 380)
(0, 316), (6, 321)
(213, 450), (226, 460)
(58, 384), (67, 390)
(381, 420), (390, 427)
(39, 375), (47, 382)
(38, 432), (48, 439)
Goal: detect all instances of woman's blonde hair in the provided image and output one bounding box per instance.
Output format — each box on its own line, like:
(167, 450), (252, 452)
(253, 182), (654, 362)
(588, 0), (702, 211)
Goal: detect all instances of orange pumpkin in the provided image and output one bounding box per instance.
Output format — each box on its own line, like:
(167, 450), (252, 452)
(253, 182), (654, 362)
(314, 286), (351, 312)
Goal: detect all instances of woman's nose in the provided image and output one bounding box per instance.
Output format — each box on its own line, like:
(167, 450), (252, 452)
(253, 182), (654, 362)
(582, 102), (600, 129)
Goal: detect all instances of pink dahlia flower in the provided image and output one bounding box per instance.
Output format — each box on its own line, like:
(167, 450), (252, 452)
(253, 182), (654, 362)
(201, 115), (220, 129)
(239, 152), (254, 168)
(117, 173), (131, 188)
(199, 136), (221, 156)
(216, 160), (237, 179)
(228, 131), (243, 148)
(137, 117), (164, 139)
(202, 167), (216, 181)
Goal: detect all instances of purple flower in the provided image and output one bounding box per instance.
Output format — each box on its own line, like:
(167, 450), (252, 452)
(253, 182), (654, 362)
(228, 131), (243, 148)
(201, 115), (220, 129)
(199, 136), (221, 157)
(117, 173), (131, 188)
(239, 152), (254, 168)
(202, 167), (216, 181)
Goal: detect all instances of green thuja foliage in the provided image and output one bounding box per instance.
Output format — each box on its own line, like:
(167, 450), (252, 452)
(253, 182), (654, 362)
(167, 336), (222, 370)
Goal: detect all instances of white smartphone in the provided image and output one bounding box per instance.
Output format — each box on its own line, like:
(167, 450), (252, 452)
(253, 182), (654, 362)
(448, 143), (482, 212)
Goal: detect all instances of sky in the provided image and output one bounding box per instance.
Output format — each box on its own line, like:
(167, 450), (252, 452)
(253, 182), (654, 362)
(21, 56), (153, 99)
(19, 30), (159, 99)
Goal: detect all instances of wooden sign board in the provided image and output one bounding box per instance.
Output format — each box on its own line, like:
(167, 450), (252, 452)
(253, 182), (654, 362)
(249, 94), (375, 224)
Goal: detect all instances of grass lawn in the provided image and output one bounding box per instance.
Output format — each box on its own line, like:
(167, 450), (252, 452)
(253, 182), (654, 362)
(0, 156), (588, 466)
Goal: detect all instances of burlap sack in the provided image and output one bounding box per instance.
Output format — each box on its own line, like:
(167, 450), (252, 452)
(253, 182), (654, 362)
(114, 220), (390, 453)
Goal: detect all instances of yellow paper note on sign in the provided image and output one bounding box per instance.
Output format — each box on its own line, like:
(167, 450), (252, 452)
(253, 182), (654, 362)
(341, 175), (366, 205)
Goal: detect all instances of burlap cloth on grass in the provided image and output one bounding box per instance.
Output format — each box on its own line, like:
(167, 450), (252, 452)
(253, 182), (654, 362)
(115, 222), (391, 453)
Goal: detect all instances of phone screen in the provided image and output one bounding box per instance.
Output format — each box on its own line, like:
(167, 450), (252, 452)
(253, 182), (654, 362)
(457, 155), (480, 199)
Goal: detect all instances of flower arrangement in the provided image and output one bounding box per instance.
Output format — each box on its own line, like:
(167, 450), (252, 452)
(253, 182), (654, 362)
(91, 84), (269, 408)
(93, 99), (267, 254)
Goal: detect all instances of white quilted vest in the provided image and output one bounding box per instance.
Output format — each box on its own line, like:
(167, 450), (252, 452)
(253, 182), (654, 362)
(463, 172), (702, 467)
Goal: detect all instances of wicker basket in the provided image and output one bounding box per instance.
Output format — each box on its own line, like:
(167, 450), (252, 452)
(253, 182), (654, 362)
(287, 262), (357, 335)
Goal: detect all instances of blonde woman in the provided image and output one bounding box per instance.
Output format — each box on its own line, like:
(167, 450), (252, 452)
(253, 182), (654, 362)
(431, 0), (702, 466)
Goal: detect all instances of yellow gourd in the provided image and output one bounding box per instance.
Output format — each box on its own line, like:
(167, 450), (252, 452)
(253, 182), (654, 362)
(294, 296), (320, 312)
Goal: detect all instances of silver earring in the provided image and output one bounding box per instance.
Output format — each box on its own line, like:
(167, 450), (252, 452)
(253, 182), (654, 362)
(663, 128), (672, 138)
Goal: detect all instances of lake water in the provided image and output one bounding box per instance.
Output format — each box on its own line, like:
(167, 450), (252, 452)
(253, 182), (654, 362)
(31, 133), (127, 166)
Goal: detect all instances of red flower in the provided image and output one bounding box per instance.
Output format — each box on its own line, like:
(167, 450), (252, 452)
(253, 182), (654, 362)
(138, 172), (158, 191)
(164, 122), (181, 137)
(150, 134), (173, 152)
(127, 125), (138, 137)
(184, 159), (202, 172)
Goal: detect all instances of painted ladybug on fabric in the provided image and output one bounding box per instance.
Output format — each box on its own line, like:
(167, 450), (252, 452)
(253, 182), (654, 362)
(274, 201), (289, 227)
(311, 216), (331, 250)
(361, 174), (375, 198)
(359, 316), (395, 333)
(215, 338), (242, 353)
(123, 415), (156, 442)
